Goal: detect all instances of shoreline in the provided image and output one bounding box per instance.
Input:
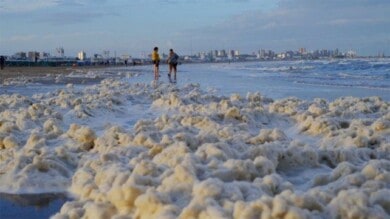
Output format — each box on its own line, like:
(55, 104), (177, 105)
(0, 65), (136, 85)
(0, 65), (117, 83)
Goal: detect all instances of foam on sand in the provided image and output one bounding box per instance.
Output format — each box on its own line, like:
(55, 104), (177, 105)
(0, 78), (389, 218)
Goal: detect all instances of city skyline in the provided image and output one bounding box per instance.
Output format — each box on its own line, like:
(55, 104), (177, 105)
(6, 47), (361, 66)
(3, 46), (361, 69)
(8, 46), (359, 59)
(1, 0), (390, 56)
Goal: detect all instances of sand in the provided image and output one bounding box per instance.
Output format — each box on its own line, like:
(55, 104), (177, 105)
(0, 66), (110, 83)
(0, 66), (128, 86)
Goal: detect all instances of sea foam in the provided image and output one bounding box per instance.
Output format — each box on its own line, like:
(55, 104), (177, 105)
(0, 77), (389, 219)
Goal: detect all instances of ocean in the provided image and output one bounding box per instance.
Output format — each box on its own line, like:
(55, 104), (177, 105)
(2, 58), (390, 101)
(0, 58), (389, 219)
(122, 58), (390, 101)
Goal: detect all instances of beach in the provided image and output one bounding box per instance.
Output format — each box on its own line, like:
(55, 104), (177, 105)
(0, 59), (389, 219)
(0, 66), (114, 84)
(0, 66), (85, 79)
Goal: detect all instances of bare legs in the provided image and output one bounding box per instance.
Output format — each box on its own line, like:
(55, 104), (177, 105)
(168, 65), (173, 82)
(173, 65), (177, 81)
(168, 64), (177, 83)
(154, 64), (159, 80)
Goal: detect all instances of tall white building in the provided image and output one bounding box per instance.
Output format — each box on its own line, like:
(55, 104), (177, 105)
(40, 52), (50, 59)
(78, 51), (86, 60)
(218, 50), (226, 57)
(28, 51), (39, 61)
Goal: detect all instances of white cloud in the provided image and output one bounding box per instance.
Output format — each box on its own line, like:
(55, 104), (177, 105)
(0, 0), (109, 13)
(55, 0), (108, 7)
(8, 34), (37, 42)
(41, 31), (107, 40)
(183, 0), (390, 54)
(0, 0), (58, 13)
(35, 11), (118, 25)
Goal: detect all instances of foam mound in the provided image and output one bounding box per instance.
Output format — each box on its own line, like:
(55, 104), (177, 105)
(1, 78), (389, 219)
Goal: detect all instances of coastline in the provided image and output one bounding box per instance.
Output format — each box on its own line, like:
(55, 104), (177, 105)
(0, 65), (132, 86)
(0, 66), (111, 83)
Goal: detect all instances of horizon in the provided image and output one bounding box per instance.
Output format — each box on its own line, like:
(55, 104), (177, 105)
(1, 0), (390, 57)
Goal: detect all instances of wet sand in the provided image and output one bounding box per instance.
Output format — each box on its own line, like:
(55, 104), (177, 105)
(0, 66), (109, 83)
(0, 193), (70, 219)
(0, 66), (120, 85)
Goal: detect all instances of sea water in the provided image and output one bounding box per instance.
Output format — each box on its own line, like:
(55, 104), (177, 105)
(2, 58), (389, 101)
(177, 58), (390, 100)
(121, 58), (390, 101)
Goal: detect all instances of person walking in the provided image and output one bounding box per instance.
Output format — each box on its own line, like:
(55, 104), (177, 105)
(167, 49), (179, 83)
(0, 56), (5, 70)
(151, 47), (160, 80)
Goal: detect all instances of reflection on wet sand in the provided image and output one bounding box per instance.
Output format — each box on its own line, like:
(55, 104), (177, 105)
(0, 193), (70, 219)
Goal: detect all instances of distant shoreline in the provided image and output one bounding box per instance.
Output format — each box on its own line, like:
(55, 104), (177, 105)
(0, 66), (113, 83)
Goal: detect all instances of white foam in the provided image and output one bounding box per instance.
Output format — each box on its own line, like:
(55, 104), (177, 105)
(1, 75), (389, 218)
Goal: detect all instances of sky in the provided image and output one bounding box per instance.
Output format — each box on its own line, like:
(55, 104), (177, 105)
(0, 0), (389, 57)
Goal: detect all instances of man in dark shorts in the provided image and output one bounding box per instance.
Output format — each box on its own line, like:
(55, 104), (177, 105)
(167, 49), (179, 82)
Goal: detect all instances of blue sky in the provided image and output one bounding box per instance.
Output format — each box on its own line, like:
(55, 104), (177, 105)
(1, 0), (389, 57)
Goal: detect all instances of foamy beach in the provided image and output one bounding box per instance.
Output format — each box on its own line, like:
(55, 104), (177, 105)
(0, 59), (389, 219)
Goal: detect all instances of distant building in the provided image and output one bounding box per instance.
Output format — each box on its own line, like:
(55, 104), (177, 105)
(228, 50), (235, 59)
(13, 52), (27, 59)
(28, 51), (39, 61)
(277, 53), (286, 59)
(218, 50), (226, 57)
(56, 47), (65, 57)
(346, 50), (357, 58)
(161, 53), (168, 60)
(258, 49), (275, 59)
(121, 54), (131, 60)
(78, 51), (86, 60)
(258, 49), (266, 59)
(199, 52), (207, 60)
(334, 48), (339, 57)
(103, 50), (110, 58)
(320, 49), (329, 57)
(40, 52), (50, 59)
(299, 48), (307, 55)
